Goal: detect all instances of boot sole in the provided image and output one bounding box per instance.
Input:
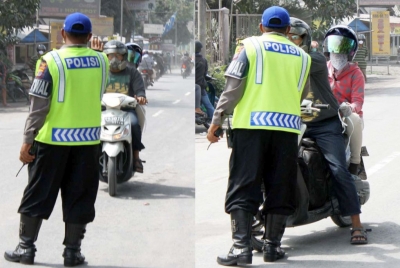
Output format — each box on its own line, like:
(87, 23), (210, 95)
(216, 255), (252, 266)
(64, 258), (84, 267)
(263, 253), (285, 262)
(4, 253), (34, 265)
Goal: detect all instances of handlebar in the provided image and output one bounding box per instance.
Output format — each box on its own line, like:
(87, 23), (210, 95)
(313, 104), (329, 109)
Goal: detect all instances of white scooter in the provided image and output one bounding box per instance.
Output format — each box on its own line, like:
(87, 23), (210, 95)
(99, 93), (146, 197)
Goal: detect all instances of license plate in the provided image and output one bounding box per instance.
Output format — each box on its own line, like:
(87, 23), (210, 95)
(104, 116), (124, 125)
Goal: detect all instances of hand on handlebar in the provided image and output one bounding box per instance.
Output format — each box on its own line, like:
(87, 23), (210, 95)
(339, 102), (352, 117)
(135, 95), (148, 105)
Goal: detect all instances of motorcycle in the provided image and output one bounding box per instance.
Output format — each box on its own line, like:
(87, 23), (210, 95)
(99, 93), (146, 197)
(250, 100), (370, 251)
(6, 67), (30, 103)
(181, 63), (191, 79)
(138, 67), (153, 90)
(195, 72), (220, 129)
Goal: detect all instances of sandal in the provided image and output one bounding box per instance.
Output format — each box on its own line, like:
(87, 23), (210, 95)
(350, 228), (371, 245)
(134, 159), (144, 173)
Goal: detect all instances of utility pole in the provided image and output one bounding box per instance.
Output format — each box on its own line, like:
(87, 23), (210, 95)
(198, 0), (206, 48)
(120, 0), (124, 41)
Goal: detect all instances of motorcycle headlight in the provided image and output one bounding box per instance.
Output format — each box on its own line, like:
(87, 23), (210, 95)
(112, 124), (130, 140)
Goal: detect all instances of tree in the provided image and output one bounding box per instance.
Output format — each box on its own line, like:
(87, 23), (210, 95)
(0, 0), (40, 63)
(150, 0), (194, 45)
(206, 0), (356, 41)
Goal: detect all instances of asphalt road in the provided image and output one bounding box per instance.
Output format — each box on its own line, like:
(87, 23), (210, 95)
(195, 72), (400, 268)
(0, 69), (195, 268)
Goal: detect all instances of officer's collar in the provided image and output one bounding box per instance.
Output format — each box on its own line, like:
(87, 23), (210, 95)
(60, 44), (88, 49)
(262, 32), (287, 37)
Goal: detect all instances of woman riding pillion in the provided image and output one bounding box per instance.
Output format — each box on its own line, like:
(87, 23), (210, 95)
(102, 40), (147, 173)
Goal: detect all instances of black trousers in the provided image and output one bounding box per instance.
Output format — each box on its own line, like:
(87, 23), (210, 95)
(225, 129), (298, 216)
(18, 142), (100, 224)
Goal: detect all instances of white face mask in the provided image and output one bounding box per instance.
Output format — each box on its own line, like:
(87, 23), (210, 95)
(38, 51), (44, 55)
(330, 53), (348, 71)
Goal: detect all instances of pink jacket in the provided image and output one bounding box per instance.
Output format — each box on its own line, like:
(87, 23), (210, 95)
(327, 61), (365, 117)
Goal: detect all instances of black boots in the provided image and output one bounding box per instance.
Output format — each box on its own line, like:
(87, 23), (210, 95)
(348, 163), (359, 175)
(263, 214), (288, 262)
(4, 214), (43, 265)
(217, 210), (253, 266)
(62, 223), (87, 267)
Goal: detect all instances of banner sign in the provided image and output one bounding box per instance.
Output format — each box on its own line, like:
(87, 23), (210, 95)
(371, 11), (390, 56)
(39, 0), (101, 18)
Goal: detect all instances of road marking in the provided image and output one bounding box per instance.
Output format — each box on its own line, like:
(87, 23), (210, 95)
(173, 99), (181, 104)
(368, 151), (400, 177)
(185, 92), (191, 96)
(152, 110), (164, 117)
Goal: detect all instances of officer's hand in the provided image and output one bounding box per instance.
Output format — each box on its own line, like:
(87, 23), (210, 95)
(91, 37), (103, 52)
(135, 96), (147, 105)
(19, 143), (35, 164)
(207, 124), (223, 143)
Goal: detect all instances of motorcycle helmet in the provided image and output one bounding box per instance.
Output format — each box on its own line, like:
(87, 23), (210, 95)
(103, 40), (128, 71)
(195, 40), (203, 53)
(126, 42), (143, 68)
(37, 44), (47, 55)
(289, 17), (312, 52)
(323, 25), (358, 61)
(357, 34), (366, 40)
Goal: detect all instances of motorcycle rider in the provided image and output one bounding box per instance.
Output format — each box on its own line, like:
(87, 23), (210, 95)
(126, 42), (143, 69)
(195, 40), (215, 120)
(181, 52), (192, 73)
(103, 40), (147, 173)
(325, 26), (365, 180)
(208, 6), (311, 265)
(139, 50), (155, 86)
(288, 19), (368, 244)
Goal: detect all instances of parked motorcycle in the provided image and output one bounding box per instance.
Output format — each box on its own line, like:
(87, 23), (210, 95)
(99, 93), (145, 197)
(6, 67), (30, 103)
(250, 100), (370, 251)
(195, 72), (220, 129)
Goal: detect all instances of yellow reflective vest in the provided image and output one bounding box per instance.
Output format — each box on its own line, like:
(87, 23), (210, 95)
(35, 47), (109, 145)
(232, 34), (311, 134)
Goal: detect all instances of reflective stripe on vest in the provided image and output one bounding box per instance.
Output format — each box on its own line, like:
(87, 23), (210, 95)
(297, 51), (309, 92)
(96, 51), (107, 100)
(250, 112), (300, 130)
(52, 127), (100, 142)
(49, 51), (66, 102)
(249, 37), (263, 84)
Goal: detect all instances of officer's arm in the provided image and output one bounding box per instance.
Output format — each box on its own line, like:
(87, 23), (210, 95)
(23, 60), (52, 144)
(211, 48), (248, 126)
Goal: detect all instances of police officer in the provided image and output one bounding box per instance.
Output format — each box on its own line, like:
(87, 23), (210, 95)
(207, 6), (311, 265)
(4, 12), (109, 266)
(28, 44), (48, 77)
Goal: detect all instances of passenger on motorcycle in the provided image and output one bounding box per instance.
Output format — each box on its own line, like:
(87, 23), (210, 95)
(125, 42), (142, 69)
(324, 26), (365, 178)
(103, 40), (147, 173)
(288, 18), (368, 244)
(195, 41), (215, 120)
(139, 50), (155, 85)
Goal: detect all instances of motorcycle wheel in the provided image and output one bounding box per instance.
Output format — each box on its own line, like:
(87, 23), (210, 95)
(331, 215), (352, 227)
(108, 156), (117, 197)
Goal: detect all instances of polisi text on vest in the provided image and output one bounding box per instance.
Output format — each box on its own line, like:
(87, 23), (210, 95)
(263, 42), (300, 56)
(65, 57), (100, 69)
